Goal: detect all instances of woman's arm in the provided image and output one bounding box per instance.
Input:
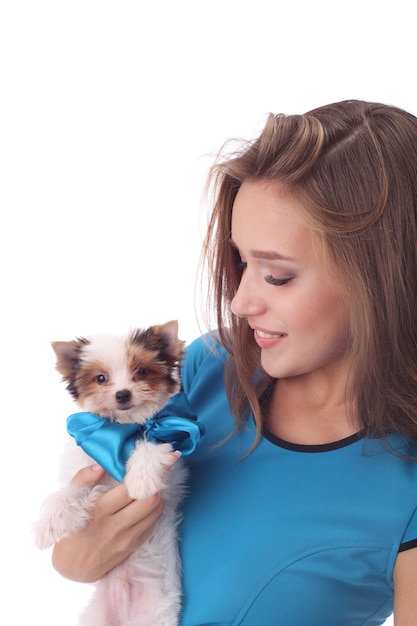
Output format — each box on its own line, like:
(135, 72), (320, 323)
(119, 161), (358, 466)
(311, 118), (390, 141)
(393, 546), (417, 625)
(52, 464), (164, 582)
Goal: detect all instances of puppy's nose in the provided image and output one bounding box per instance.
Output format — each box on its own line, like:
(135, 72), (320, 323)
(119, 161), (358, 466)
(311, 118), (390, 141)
(115, 389), (131, 405)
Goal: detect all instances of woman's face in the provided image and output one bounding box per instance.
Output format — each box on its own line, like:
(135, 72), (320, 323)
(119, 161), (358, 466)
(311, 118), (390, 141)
(230, 180), (352, 380)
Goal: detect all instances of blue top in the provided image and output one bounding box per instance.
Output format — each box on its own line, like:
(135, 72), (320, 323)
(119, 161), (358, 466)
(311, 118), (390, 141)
(154, 334), (417, 626)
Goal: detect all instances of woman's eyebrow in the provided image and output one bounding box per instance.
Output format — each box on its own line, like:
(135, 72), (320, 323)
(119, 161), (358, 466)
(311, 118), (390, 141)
(229, 237), (297, 263)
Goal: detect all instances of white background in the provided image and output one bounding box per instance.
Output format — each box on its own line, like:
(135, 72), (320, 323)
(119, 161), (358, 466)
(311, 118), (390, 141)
(1, 1), (414, 623)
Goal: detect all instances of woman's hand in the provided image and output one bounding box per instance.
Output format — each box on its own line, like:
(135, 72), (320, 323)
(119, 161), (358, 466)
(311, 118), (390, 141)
(52, 464), (164, 583)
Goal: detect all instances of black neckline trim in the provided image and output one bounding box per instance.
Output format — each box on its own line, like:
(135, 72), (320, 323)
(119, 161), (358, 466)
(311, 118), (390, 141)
(262, 428), (365, 452)
(398, 539), (417, 553)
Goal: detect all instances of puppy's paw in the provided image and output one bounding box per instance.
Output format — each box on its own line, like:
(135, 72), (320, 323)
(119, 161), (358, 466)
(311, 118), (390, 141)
(124, 441), (178, 500)
(34, 484), (106, 549)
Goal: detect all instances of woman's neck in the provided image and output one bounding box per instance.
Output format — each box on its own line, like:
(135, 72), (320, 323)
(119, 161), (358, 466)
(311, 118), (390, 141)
(266, 368), (359, 445)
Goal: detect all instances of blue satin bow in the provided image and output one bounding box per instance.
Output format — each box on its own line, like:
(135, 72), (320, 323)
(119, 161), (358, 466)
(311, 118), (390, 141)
(67, 411), (205, 482)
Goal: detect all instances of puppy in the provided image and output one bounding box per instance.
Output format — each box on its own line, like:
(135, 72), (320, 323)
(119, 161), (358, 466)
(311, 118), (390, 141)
(35, 320), (194, 626)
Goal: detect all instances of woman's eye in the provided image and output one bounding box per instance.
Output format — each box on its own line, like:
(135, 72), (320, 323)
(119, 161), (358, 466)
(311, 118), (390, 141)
(265, 275), (293, 286)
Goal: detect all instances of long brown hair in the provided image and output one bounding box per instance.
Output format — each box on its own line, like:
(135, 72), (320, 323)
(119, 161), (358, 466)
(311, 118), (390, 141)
(201, 100), (417, 447)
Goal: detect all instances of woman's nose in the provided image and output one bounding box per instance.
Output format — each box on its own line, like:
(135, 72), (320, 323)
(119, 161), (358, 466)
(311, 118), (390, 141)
(231, 272), (267, 318)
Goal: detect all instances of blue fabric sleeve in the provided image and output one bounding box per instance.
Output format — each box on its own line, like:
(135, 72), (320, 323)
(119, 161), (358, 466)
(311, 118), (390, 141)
(400, 506), (417, 550)
(156, 333), (223, 422)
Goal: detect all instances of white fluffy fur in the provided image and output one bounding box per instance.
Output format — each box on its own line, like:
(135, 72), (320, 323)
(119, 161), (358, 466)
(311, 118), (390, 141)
(34, 324), (188, 626)
(35, 437), (188, 626)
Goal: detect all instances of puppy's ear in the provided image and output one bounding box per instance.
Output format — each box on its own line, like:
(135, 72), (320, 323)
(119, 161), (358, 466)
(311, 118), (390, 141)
(51, 339), (88, 380)
(154, 320), (185, 361)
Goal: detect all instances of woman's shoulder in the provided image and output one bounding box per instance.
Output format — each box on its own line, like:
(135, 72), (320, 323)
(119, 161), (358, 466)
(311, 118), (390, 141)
(183, 331), (228, 372)
(178, 331), (229, 404)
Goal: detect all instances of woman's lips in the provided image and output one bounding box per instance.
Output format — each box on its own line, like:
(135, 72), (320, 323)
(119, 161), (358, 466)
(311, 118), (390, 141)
(253, 328), (286, 349)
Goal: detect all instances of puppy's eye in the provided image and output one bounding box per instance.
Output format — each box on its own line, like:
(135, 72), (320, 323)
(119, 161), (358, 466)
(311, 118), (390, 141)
(133, 367), (148, 381)
(95, 374), (107, 385)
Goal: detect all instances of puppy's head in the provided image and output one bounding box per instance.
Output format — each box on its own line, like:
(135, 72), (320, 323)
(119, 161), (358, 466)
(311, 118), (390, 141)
(52, 320), (185, 424)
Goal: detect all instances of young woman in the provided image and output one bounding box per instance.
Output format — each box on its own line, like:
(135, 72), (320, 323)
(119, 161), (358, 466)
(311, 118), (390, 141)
(52, 100), (417, 624)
